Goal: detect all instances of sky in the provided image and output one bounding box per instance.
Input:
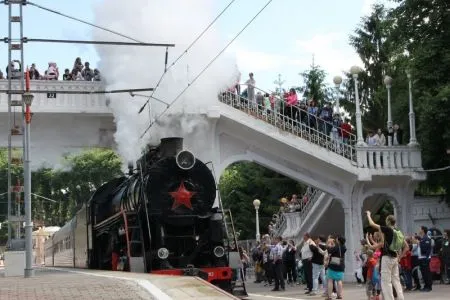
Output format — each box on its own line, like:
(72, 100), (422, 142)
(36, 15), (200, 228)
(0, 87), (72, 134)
(0, 0), (392, 92)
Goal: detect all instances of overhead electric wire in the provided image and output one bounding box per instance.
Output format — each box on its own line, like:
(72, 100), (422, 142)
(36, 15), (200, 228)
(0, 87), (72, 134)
(137, 0), (238, 114)
(27, 1), (145, 44)
(139, 0), (274, 139)
(422, 165), (450, 172)
(24, 38), (174, 47)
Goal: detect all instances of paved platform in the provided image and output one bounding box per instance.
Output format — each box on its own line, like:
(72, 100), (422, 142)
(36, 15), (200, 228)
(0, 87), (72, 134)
(0, 267), (239, 300)
(245, 281), (450, 300)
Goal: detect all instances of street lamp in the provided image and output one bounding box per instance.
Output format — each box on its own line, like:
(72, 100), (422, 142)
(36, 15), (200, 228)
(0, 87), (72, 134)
(253, 199), (261, 242)
(22, 91), (34, 278)
(333, 76), (342, 115)
(350, 66), (366, 146)
(406, 70), (418, 146)
(384, 76), (393, 146)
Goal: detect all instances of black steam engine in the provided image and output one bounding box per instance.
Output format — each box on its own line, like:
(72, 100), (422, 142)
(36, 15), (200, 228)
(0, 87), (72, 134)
(90, 137), (233, 287)
(44, 137), (246, 295)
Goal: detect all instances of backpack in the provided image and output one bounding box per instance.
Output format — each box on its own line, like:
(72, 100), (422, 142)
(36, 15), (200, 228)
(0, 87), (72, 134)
(389, 228), (405, 252)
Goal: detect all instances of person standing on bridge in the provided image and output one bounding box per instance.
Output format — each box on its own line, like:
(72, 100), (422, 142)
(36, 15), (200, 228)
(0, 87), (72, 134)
(245, 72), (256, 104)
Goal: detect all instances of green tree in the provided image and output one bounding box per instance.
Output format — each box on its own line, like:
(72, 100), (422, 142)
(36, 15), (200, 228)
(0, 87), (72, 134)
(342, 3), (400, 132)
(219, 162), (306, 239)
(0, 148), (123, 228)
(390, 0), (450, 200)
(296, 61), (333, 106)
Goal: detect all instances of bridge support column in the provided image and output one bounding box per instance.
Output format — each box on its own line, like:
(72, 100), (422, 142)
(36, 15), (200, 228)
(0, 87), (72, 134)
(396, 180), (418, 235)
(343, 206), (356, 282)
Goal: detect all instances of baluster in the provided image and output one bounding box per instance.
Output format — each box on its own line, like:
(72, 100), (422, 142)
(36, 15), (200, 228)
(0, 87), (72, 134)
(402, 149), (410, 168)
(375, 150), (381, 169)
(368, 151), (374, 169)
(394, 150), (401, 169)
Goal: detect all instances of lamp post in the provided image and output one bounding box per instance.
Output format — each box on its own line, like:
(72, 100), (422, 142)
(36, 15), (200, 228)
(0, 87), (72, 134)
(350, 66), (366, 146)
(406, 71), (418, 146)
(384, 76), (393, 146)
(22, 82), (34, 277)
(253, 199), (261, 242)
(333, 76), (342, 115)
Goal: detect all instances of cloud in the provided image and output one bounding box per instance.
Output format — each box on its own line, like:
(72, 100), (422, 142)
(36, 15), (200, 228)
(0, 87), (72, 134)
(293, 32), (361, 79)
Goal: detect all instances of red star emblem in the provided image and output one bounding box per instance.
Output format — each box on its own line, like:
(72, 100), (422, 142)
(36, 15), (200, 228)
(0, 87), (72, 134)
(169, 181), (196, 210)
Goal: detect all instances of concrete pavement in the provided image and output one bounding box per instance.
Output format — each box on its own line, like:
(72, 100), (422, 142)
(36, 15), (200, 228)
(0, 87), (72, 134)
(0, 267), (239, 300)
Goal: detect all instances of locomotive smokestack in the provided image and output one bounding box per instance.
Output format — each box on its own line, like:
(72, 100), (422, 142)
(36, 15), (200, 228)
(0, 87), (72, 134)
(159, 137), (183, 157)
(127, 161), (134, 175)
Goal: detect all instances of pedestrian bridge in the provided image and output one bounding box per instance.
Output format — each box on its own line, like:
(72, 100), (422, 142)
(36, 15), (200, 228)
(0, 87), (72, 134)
(211, 90), (426, 280)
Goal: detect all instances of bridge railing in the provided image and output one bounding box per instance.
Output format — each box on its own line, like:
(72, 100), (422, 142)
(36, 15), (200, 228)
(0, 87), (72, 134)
(219, 90), (356, 161)
(0, 79), (110, 114)
(356, 145), (422, 170)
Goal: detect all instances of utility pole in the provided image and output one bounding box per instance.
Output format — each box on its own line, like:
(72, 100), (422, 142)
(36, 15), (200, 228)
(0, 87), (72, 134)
(273, 74), (285, 94)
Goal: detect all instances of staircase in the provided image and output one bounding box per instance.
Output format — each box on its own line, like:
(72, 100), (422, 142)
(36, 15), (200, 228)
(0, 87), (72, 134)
(219, 90), (357, 161)
(271, 188), (330, 240)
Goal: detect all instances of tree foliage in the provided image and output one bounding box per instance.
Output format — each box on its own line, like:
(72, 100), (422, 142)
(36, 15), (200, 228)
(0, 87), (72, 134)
(296, 62), (333, 106)
(219, 162), (306, 240)
(0, 148), (123, 234)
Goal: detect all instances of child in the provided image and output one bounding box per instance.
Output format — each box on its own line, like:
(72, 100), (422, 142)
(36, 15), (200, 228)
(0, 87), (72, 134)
(399, 239), (413, 291)
(365, 249), (378, 300)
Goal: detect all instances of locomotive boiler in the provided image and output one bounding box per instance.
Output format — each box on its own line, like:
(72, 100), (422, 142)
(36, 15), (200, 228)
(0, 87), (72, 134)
(44, 137), (246, 296)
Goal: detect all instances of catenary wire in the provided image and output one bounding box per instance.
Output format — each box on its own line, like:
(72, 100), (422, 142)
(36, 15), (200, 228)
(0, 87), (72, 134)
(137, 0), (238, 114)
(27, 1), (145, 43)
(139, 0), (274, 139)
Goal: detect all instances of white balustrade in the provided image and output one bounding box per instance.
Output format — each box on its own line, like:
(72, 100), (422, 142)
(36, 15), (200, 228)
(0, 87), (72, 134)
(356, 145), (422, 171)
(0, 80), (111, 114)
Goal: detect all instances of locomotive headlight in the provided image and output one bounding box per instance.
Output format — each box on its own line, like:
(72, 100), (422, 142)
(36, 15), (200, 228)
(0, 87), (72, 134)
(176, 150), (196, 170)
(213, 246), (225, 258)
(157, 248), (169, 260)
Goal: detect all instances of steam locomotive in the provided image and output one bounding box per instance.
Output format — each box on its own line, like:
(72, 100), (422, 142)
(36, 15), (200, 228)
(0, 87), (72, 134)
(44, 137), (246, 296)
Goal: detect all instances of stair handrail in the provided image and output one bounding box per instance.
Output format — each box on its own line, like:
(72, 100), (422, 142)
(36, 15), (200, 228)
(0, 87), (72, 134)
(230, 84), (357, 143)
(219, 91), (356, 160)
(299, 188), (322, 223)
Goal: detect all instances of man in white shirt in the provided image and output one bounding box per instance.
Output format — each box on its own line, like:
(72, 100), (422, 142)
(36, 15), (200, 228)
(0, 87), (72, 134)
(301, 233), (314, 294)
(271, 236), (285, 291)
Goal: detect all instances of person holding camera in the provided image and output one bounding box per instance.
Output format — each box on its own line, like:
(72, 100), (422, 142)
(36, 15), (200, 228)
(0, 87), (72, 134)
(366, 211), (408, 300)
(325, 235), (346, 300)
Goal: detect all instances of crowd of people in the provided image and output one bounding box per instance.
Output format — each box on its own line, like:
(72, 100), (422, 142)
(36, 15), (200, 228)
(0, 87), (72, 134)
(0, 57), (101, 81)
(225, 72), (415, 150)
(249, 233), (347, 299)
(227, 72), (354, 145)
(245, 213), (450, 299)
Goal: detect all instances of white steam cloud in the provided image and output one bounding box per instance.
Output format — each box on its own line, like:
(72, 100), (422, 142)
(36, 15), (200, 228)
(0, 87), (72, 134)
(92, 0), (238, 162)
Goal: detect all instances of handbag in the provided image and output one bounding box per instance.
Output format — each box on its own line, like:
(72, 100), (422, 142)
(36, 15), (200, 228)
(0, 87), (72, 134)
(329, 245), (342, 266)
